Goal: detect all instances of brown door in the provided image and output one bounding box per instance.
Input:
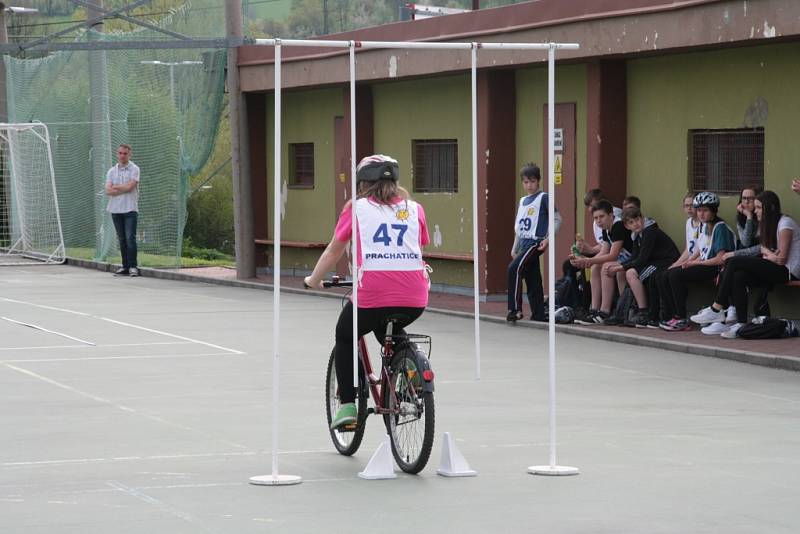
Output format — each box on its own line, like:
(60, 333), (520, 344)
(541, 103), (577, 287)
(333, 116), (350, 276)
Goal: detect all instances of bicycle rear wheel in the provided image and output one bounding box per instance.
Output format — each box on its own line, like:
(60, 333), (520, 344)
(325, 349), (367, 456)
(383, 351), (435, 474)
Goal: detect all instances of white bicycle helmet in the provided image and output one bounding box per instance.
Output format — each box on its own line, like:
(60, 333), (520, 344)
(356, 154), (399, 183)
(692, 191), (720, 209)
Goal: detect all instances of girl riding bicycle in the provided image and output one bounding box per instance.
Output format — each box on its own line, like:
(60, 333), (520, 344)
(304, 154), (430, 430)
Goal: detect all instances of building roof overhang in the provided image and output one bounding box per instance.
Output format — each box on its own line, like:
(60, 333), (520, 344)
(239, 0), (800, 92)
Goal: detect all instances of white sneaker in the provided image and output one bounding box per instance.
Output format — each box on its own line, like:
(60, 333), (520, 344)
(701, 322), (728, 335)
(721, 322), (745, 339)
(725, 307), (737, 324)
(690, 306), (725, 325)
(129, 267), (140, 277)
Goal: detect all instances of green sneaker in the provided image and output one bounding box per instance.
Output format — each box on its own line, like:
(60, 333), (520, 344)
(330, 402), (357, 430)
(403, 359), (420, 389)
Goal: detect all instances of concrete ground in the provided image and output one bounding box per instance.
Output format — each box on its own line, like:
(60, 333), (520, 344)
(1, 264), (799, 533)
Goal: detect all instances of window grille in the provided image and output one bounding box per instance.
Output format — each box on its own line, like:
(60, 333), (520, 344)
(412, 139), (458, 193)
(289, 142), (314, 188)
(690, 128), (764, 195)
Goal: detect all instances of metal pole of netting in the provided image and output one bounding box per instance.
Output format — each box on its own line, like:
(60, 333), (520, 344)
(528, 45), (579, 477)
(349, 42), (358, 391)
(249, 40), (301, 487)
(470, 44), (481, 380)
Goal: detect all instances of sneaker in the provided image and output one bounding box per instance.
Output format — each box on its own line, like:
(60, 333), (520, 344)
(659, 318), (679, 331)
(721, 322), (745, 339)
(701, 322), (728, 335)
(725, 307), (737, 324)
(602, 315), (624, 326)
(574, 310), (599, 325)
(633, 310), (649, 328)
(690, 306), (725, 325)
(506, 310), (523, 323)
(330, 402), (357, 430)
(646, 319), (660, 329)
(129, 267), (140, 277)
(660, 318), (691, 331)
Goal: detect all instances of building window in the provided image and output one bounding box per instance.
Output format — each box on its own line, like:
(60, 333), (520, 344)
(412, 139), (458, 193)
(289, 142), (314, 188)
(690, 128), (764, 196)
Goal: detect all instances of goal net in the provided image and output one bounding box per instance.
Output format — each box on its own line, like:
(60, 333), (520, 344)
(0, 122), (66, 265)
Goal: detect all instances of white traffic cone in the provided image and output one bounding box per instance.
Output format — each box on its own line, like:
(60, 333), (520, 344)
(436, 432), (477, 477)
(358, 434), (397, 480)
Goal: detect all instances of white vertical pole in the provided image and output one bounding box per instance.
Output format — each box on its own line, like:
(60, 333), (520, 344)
(350, 41), (358, 390)
(470, 44), (481, 380)
(250, 40), (301, 487)
(528, 45), (579, 477)
(546, 44), (557, 468)
(271, 41), (283, 481)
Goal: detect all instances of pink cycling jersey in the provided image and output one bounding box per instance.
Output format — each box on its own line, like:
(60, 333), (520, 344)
(334, 197), (430, 308)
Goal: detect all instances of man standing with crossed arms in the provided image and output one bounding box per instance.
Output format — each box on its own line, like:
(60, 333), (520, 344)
(105, 143), (140, 277)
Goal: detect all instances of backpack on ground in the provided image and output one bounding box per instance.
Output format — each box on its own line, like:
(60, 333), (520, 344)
(738, 316), (799, 339)
(554, 273), (591, 313)
(611, 286), (637, 327)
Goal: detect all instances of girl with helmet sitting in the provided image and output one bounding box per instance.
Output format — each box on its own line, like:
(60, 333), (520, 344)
(657, 192), (736, 331)
(690, 190), (800, 338)
(304, 155), (430, 429)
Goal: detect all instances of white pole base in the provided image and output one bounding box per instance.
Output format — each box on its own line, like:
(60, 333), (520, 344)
(249, 474), (303, 486)
(437, 432), (477, 477)
(527, 465), (580, 476)
(358, 434), (397, 480)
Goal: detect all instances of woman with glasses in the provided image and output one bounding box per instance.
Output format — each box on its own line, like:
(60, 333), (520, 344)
(735, 184), (762, 249)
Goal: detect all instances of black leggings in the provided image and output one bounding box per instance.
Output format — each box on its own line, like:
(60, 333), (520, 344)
(714, 256), (790, 322)
(658, 265), (720, 319)
(334, 301), (424, 404)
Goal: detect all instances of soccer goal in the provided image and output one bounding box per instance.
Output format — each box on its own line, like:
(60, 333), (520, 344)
(0, 122), (66, 265)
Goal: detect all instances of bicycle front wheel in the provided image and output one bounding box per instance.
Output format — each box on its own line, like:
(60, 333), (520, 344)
(325, 349), (367, 456)
(383, 352), (435, 474)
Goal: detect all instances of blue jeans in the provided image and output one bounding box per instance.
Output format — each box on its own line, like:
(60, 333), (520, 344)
(111, 211), (138, 270)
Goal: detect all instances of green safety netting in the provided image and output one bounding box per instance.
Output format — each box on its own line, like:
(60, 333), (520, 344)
(3, 7), (227, 267)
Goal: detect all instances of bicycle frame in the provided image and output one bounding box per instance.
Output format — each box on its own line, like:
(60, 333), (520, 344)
(358, 329), (398, 416)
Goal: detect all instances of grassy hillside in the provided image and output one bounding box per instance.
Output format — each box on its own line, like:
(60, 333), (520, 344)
(245, 0), (293, 20)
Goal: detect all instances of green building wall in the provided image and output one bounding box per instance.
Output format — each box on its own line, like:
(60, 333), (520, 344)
(265, 87), (343, 270)
(372, 74), (475, 286)
(515, 64), (588, 236)
(628, 42), (800, 243)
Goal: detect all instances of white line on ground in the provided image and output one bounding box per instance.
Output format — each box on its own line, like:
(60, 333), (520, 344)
(107, 480), (218, 533)
(0, 317), (95, 346)
(99, 317), (244, 354)
(0, 351), (239, 363)
(0, 344), (86, 351)
(1, 449), (330, 469)
(1, 297), (244, 354)
(2, 364), (251, 451)
(0, 297), (89, 316)
(583, 360), (800, 403)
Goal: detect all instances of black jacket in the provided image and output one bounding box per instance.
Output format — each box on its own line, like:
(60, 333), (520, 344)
(621, 218), (680, 272)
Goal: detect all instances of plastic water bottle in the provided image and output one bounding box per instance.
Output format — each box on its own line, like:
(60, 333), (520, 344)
(571, 233), (582, 257)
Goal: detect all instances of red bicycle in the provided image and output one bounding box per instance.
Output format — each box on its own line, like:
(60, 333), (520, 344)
(320, 277), (436, 474)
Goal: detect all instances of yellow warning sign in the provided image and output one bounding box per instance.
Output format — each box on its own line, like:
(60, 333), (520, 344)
(555, 173), (562, 185)
(554, 154), (563, 173)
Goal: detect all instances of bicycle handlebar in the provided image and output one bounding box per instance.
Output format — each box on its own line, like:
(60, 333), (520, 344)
(303, 275), (353, 289)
